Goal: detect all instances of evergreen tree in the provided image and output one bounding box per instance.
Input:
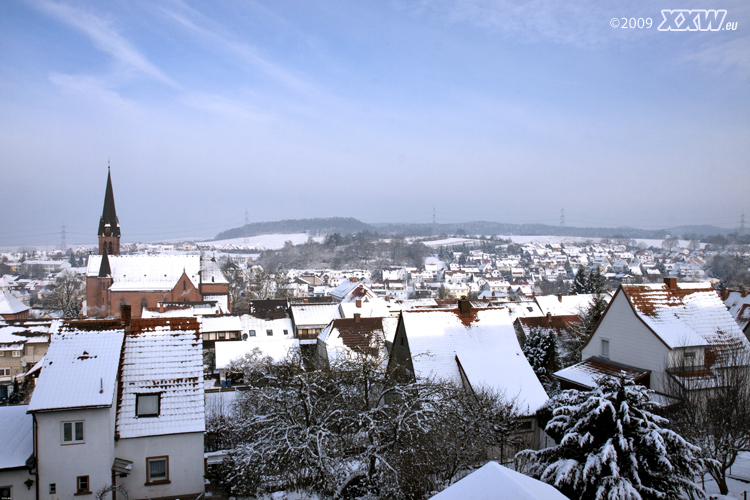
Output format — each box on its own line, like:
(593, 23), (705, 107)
(572, 267), (587, 294)
(522, 327), (559, 394)
(518, 378), (705, 500)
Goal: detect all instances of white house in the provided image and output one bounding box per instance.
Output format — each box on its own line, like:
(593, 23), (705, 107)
(27, 313), (205, 500)
(579, 279), (750, 393)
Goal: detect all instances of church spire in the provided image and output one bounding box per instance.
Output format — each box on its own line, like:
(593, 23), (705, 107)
(98, 163), (121, 255)
(98, 244), (112, 278)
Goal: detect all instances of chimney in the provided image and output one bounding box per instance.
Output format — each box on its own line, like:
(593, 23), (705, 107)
(120, 304), (132, 330)
(354, 313), (361, 322)
(356, 299), (362, 308)
(742, 289), (748, 298)
(458, 298), (471, 316)
(546, 312), (551, 324)
(351, 277), (358, 282)
(557, 293), (563, 302)
(159, 302), (164, 313)
(304, 298), (309, 304)
(385, 295), (390, 302)
(664, 277), (677, 290)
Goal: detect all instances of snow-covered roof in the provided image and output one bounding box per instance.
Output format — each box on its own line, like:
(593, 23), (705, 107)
(0, 289), (30, 315)
(116, 321), (204, 439)
(620, 282), (747, 348)
(29, 329), (125, 412)
(215, 333), (298, 369)
(0, 405), (33, 469)
(430, 461), (569, 500)
(724, 290), (750, 333)
(201, 315), (243, 333)
(399, 309), (548, 415)
(534, 293), (610, 316)
(0, 323), (52, 345)
(328, 279), (360, 300)
(86, 254), (201, 291)
(291, 304), (341, 327)
(554, 357), (650, 390)
(240, 315), (294, 337)
(339, 298), (390, 319)
(318, 316), (399, 362)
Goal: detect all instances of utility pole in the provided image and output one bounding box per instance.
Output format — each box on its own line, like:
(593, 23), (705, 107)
(61, 225), (67, 253)
(244, 209), (249, 244)
(740, 210), (746, 237)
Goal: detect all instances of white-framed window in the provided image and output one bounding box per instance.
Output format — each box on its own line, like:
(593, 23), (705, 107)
(249, 330), (256, 337)
(136, 394), (160, 417)
(11, 351), (21, 358)
(61, 421), (84, 444)
(0, 485), (11, 500)
(266, 329), (273, 336)
(49, 484), (56, 494)
(146, 456), (169, 484)
(601, 339), (610, 358)
(0, 368), (10, 377)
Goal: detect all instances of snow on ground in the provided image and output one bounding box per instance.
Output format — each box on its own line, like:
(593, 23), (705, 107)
(701, 452), (750, 499)
(209, 233), (324, 250)
(422, 237), (483, 247)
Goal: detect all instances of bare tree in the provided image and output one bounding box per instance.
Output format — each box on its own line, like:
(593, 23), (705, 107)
(42, 270), (85, 318)
(663, 342), (750, 495)
(662, 237), (680, 252)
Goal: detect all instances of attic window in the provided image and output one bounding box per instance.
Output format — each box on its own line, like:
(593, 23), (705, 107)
(266, 329), (273, 336)
(283, 329), (289, 335)
(183, 281), (186, 291)
(601, 339), (610, 358)
(249, 330), (256, 337)
(136, 394), (160, 417)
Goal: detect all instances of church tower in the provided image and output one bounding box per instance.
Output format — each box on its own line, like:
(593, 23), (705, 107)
(98, 165), (121, 255)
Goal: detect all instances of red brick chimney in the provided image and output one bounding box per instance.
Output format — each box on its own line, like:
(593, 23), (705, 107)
(664, 277), (677, 290)
(356, 299), (362, 308)
(159, 302), (164, 313)
(458, 298), (471, 316)
(557, 293), (563, 302)
(742, 289), (748, 298)
(354, 313), (361, 322)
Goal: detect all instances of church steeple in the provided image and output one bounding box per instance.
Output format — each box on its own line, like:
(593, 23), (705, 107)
(98, 162), (121, 255)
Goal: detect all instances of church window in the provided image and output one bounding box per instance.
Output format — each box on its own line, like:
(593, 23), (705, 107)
(108, 242), (113, 254)
(183, 281), (186, 291)
(141, 298), (147, 311)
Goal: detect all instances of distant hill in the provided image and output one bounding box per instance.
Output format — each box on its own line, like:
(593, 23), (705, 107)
(215, 217), (735, 241)
(214, 217), (375, 240)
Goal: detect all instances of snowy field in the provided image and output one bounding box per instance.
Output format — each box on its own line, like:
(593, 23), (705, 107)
(422, 235), (696, 250)
(208, 233), (324, 250)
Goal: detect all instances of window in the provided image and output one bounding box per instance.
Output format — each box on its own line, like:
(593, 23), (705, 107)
(49, 484), (56, 494)
(684, 351), (695, 360)
(283, 329), (289, 336)
(11, 351), (21, 357)
(0, 368), (10, 377)
(249, 329), (256, 337)
(182, 280), (186, 291)
(146, 457), (169, 484)
(141, 298), (147, 311)
(136, 394), (160, 417)
(0, 486), (10, 500)
(266, 329), (273, 336)
(62, 421), (84, 444)
(76, 476), (90, 495)
(601, 339), (610, 358)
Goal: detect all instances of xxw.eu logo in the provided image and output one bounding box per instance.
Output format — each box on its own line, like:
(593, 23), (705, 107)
(658, 10), (731, 31)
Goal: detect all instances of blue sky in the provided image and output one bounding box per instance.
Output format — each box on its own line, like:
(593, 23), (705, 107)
(1, 0), (748, 246)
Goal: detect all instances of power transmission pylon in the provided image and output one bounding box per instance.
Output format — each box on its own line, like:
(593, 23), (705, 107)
(741, 210), (746, 237)
(244, 209), (249, 244)
(560, 208), (565, 228)
(61, 225), (67, 253)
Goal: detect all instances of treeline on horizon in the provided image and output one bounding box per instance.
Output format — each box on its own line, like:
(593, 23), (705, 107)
(214, 217), (741, 241)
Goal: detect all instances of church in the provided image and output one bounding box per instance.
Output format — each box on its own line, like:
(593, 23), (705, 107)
(85, 168), (230, 318)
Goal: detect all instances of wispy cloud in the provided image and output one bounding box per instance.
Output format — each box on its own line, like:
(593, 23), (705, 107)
(179, 90), (271, 120)
(158, 2), (315, 96)
(48, 72), (138, 111)
(36, 0), (178, 88)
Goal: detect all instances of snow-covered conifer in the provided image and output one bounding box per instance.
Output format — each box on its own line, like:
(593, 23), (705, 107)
(517, 377), (705, 500)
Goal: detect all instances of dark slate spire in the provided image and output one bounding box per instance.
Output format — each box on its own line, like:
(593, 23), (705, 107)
(98, 167), (120, 237)
(98, 245), (112, 278)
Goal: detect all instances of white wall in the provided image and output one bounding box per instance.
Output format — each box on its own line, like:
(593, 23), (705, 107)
(0, 468), (36, 500)
(115, 433), (204, 500)
(35, 406), (116, 500)
(582, 291), (671, 392)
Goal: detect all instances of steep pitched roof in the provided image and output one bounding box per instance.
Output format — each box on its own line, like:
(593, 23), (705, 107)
(28, 329), (125, 412)
(619, 282), (747, 348)
(724, 290), (750, 333)
(115, 318), (204, 438)
(86, 254), (201, 291)
(398, 309), (548, 415)
(98, 169), (120, 238)
(0, 289), (30, 315)
(98, 245), (111, 277)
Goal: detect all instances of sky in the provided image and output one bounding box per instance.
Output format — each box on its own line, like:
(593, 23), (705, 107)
(1, 0), (749, 247)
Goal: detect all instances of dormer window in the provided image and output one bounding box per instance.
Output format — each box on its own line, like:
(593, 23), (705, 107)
(136, 394), (160, 417)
